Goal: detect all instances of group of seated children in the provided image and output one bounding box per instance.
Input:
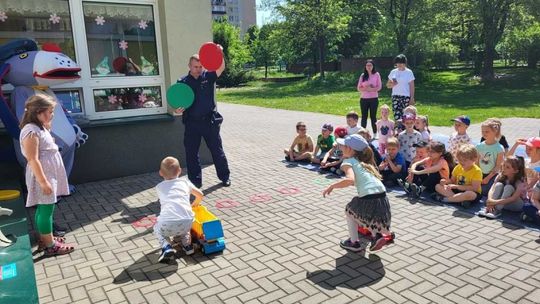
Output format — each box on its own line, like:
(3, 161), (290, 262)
(284, 106), (540, 221)
(284, 111), (382, 176)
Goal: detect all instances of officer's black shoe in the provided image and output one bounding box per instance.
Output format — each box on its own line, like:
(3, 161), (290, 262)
(222, 179), (231, 187)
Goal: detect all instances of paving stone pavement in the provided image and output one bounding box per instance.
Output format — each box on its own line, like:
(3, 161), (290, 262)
(33, 103), (540, 304)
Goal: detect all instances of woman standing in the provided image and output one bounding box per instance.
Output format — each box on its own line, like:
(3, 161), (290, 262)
(357, 60), (382, 136)
(387, 54), (415, 122)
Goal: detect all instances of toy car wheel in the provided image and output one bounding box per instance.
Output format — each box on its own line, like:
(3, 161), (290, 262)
(520, 212), (528, 222)
(201, 246), (205, 254)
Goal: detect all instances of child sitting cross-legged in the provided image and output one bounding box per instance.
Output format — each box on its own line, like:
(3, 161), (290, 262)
(379, 137), (407, 187)
(154, 157), (203, 263)
(478, 156), (527, 219)
(434, 144), (482, 208)
(320, 126), (348, 174)
(284, 121), (314, 162)
(401, 141), (453, 198)
(311, 123), (335, 164)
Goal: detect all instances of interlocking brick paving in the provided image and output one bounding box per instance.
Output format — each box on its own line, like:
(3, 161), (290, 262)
(33, 104), (540, 303)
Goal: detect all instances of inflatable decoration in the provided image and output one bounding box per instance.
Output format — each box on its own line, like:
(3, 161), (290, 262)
(0, 39), (87, 187)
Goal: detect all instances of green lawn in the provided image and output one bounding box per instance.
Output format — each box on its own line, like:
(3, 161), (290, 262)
(217, 68), (540, 126)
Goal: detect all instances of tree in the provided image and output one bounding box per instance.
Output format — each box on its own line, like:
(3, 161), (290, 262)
(277, 0), (351, 79)
(478, 0), (514, 80)
(337, 0), (381, 58)
(212, 20), (252, 86)
(251, 24), (279, 79)
(379, 0), (427, 53)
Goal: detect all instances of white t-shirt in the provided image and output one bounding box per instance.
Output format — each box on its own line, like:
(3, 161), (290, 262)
(388, 68), (415, 97)
(156, 177), (195, 222)
(347, 125), (365, 135)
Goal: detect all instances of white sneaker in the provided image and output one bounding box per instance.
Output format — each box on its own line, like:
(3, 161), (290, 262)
(477, 208), (488, 217)
(485, 210), (501, 219)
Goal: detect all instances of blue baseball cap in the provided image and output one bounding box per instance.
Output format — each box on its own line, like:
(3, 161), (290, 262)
(451, 115), (471, 126)
(336, 134), (368, 152)
(534, 166), (540, 173)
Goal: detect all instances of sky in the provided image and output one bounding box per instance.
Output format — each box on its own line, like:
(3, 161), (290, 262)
(256, 0), (274, 27)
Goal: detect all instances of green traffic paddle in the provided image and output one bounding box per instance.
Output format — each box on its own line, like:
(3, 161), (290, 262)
(166, 83), (195, 109)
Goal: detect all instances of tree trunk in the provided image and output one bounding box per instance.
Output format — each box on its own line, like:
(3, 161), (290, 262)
(527, 47), (539, 69)
(397, 29), (408, 53)
(264, 62), (268, 79)
(482, 42), (495, 81)
(318, 36), (325, 79)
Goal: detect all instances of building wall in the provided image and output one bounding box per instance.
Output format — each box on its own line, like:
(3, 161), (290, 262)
(159, 0), (213, 90)
(212, 0), (256, 37)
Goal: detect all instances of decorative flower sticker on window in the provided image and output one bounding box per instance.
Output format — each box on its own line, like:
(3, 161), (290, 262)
(118, 40), (128, 50)
(108, 95), (118, 104)
(138, 93), (147, 104)
(0, 11), (7, 22)
(138, 20), (148, 30)
(95, 16), (105, 26)
(49, 13), (61, 24)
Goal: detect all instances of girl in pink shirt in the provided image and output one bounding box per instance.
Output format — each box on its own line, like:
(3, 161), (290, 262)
(357, 59), (382, 136)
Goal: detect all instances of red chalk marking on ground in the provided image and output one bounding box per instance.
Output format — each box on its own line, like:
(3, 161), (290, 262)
(215, 199), (240, 209)
(276, 187), (301, 195)
(132, 215), (157, 229)
(249, 193), (272, 203)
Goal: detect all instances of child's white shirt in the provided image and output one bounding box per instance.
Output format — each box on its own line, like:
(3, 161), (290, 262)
(347, 124), (365, 135)
(156, 177), (195, 222)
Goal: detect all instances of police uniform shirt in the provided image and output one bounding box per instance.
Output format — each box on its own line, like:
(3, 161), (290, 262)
(178, 71), (217, 118)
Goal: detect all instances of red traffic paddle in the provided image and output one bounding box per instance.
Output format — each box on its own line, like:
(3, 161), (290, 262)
(199, 42), (223, 71)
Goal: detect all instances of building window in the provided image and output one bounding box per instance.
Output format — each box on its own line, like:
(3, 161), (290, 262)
(0, 0), (166, 121)
(83, 2), (159, 77)
(93, 85), (162, 112)
(0, 0), (76, 59)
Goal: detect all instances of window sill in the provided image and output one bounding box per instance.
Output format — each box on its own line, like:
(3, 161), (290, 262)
(0, 114), (176, 135)
(76, 114), (175, 128)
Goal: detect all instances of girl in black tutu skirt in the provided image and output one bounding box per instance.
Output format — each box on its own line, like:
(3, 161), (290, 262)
(323, 134), (394, 252)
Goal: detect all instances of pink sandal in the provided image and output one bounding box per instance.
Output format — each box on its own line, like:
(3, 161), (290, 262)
(37, 236), (66, 252)
(43, 240), (75, 256)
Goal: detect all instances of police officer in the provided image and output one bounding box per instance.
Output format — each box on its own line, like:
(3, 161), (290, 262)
(175, 50), (230, 188)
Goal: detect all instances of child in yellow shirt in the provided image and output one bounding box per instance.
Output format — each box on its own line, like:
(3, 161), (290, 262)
(434, 144), (482, 208)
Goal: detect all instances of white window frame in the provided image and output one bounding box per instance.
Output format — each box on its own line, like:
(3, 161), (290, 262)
(71, 0), (166, 120)
(1, 0), (167, 121)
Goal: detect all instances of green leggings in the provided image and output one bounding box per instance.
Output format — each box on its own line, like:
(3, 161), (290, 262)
(35, 204), (55, 234)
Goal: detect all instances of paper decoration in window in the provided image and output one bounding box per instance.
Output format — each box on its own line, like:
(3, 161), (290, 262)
(0, 11), (7, 22)
(138, 93), (147, 104)
(95, 16), (105, 25)
(118, 40), (128, 50)
(140, 56), (155, 76)
(108, 95), (117, 104)
(138, 20), (148, 30)
(95, 57), (111, 75)
(49, 13), (61, 24)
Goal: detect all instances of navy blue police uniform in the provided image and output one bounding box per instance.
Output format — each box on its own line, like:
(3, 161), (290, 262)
(178, 70), (230, 187)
